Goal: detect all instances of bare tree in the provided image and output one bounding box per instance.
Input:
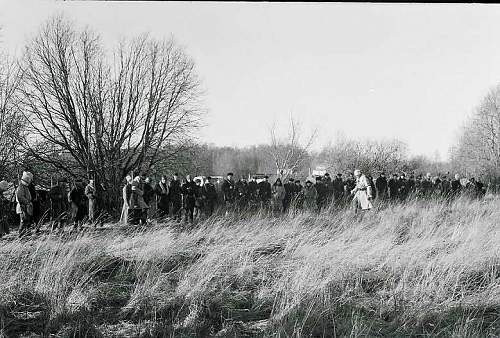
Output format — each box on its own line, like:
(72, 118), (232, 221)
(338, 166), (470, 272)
(19, 16), (203, 211)
(0, 53), (24, 180)
(316, 136), (408, 176)
(452, 85), (500, 179)
(268, 116), (317, 179)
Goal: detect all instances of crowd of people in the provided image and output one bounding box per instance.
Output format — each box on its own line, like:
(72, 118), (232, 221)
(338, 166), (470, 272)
(0, 169), (488, 238)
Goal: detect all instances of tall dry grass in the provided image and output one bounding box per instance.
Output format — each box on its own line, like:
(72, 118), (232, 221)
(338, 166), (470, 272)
(0, 197), (498, 337)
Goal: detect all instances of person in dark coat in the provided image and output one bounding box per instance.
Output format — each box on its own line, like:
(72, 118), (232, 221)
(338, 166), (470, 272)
(440, 175), (451, 198)
(182, 175), (197, 223)
(235, 177), (249, 210)
(343, 173), (356, 202)
(16, 172), (33, 237)
(257, 176), (272, 208)
(221, 173), (236, 207)
(388, 173), (399, 201)
(421, 173), (433, 198)
(283, 178), (296, 212)
(49, 179), (67, 231)
(69, 180), (86, 229)
(28, 179), (41, 226)
(333, 173), (344, 202)
(323, 173), (334, 204)
(450, 174), (462, 198)
(203, 177), (218, 217)
(169, 173), (183, 221)
(0, 180), (10, 237)
(247, 178), (258, 204)
(375, 172), (388, 200)
(155, 176), (170, 218)
(397, 174), (409, 201)
(293, 180), (304, 209)
(315, 176), (328, 211)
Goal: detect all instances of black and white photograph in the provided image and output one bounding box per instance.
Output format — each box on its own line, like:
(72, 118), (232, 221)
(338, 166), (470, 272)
(0, 1), (499, 337)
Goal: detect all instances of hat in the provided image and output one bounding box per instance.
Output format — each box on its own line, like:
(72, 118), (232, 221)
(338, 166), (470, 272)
(227, 172), (234, 176)
(264, 175), (269, 179)
(315, 176), (322, 181)
(289, 178), (295, 182)
(337, 173), (342, 176)
(325, 173), (330, 177)
(295, 180), (301, 183)
(0, 180), (8, 191)
(173, 173), (179, 176)
(306, 180), (312, 184)
(207, 176), (212, 180)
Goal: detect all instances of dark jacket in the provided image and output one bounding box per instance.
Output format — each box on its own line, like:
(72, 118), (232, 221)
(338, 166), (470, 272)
(258, 181), (272, 201)
(221, 179), (236, 203)
(169, 179), (182, 202)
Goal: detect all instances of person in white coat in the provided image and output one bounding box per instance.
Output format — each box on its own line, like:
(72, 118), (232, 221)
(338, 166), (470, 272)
(351, 169), (373, 212)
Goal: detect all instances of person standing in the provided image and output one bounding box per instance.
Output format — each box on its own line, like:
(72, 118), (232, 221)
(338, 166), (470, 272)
(315, 176), (328, 211)
(85, 179), (97, 224)
(283, 178), (296, 212)
(272, 178), (286, 212)
(69, 180), (86, 229)
(450, 174), (462, 198)
(258, 176), (272, 209)
(203, 176), (218, 217)
(375, 172), (388, 200)
(247, 177), (258, 205)
(388, 174), (399, 201)
(129, 176), (149, 225)
(16, 172), (33, 237)
(221, 172), (236, 209)
(0, 180), (11, 237)
(323, 173), (334, 205)
(49, 179), (67, 231)
(169, 173), (183, 221)
(155, 176), (170, 219)
(293, 180), (303, 209)
(333, 173), (344, 203)
(303, 180), (318, 211)
(351, 169), (373, 213)
(143, 177), (154, 221)
(181, 175), (197, 223)
(120, 176), (133, 225)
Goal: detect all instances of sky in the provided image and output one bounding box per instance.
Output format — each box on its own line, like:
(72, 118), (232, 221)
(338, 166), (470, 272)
(1, 1), (500, 160)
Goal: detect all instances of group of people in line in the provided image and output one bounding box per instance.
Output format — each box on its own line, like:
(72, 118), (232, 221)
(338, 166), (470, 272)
(0, 168), (487, 237)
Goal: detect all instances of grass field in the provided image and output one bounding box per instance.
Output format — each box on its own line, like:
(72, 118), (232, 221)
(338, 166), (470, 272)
(0, 197), (499, 337)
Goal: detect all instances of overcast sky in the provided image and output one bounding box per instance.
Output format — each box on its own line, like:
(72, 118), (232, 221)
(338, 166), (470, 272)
(2, 1), (500, 160)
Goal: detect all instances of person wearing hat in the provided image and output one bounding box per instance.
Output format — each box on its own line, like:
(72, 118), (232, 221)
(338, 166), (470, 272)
(343, 173), (356, 202)
(129, 176), (149, 225)
(202, 176), (218, 217)
(49, 178), (68, 231)
(169, 173), (183, 221)
(258, 175), (272, 208)
(221, 172), (236, 208)
(181, 175), (197, 223)
(303, 180), (318, 211)
(351, 169), (373, 212)
(0, 180), (10, 237)
(16, 171), (33, 237)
